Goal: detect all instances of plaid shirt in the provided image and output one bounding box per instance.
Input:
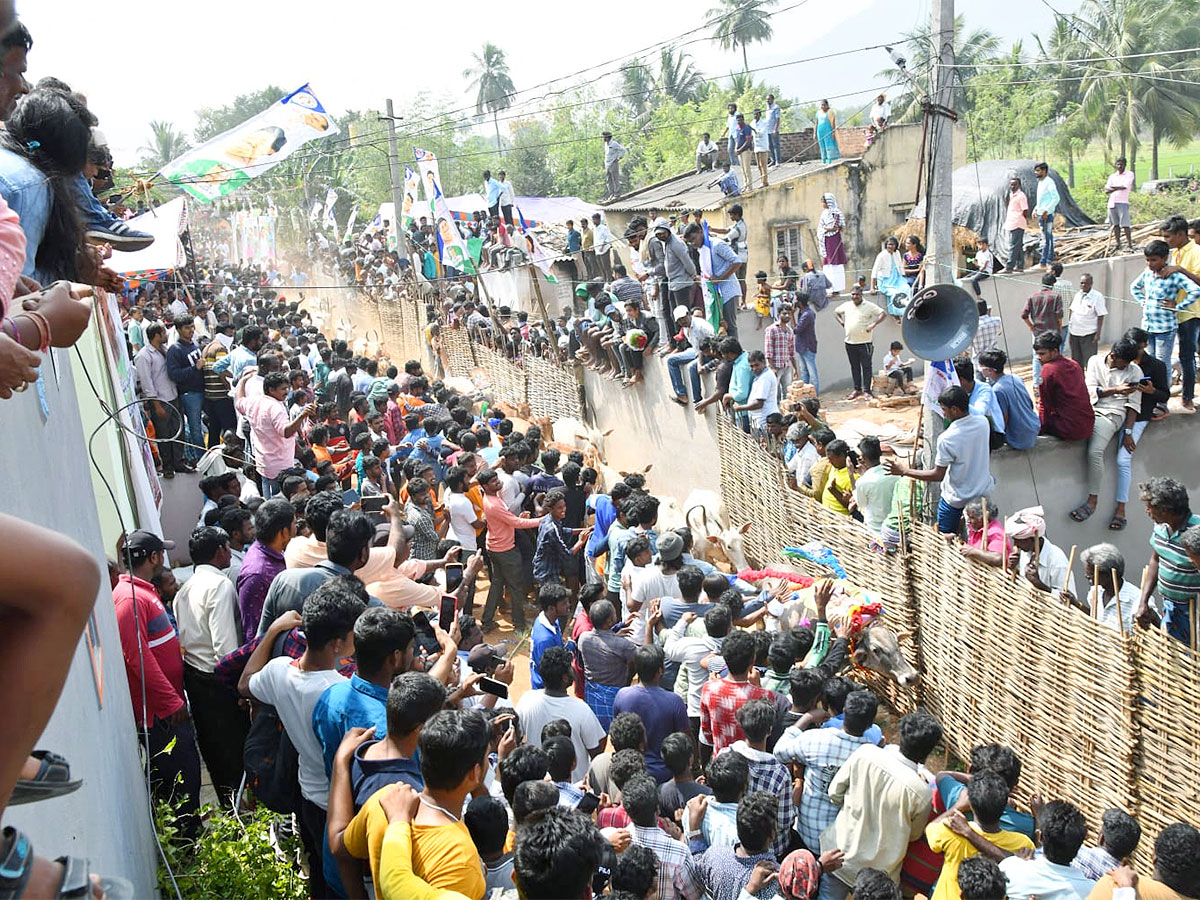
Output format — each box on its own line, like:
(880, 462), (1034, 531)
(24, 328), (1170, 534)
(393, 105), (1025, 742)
(1072, 845), (1121, 881)
(1021, 289), (1062, 334)
(700, 678), (776, 753)
(728, 741), (795, 858)
(971, 314), (1003, 359)
(764, 322), (794, 371)
(212, 628), (356, 693)
(774, 725), (877, 851)
(1132, 269), (1200, 333)
(631, 823), (704, 900)
(555, 781), (586, 808)
(382, 399), (406, 445)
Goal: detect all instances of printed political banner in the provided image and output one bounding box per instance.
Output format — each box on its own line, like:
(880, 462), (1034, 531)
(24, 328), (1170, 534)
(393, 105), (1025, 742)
(401, 166), (421, 229)
(160, 83), (339, 203)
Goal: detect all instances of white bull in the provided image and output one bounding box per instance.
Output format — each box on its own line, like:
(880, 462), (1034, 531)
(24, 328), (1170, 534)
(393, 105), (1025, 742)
(683, 489), (754, 573)
(551, 417), (612, 460)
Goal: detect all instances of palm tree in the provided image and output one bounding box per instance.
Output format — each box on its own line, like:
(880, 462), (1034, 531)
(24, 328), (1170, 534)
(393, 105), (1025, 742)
(875, 14), (1002, 123)
(657, 47), (706, 105)
(707, 0), (778, 72)
(464, 43), (516, 154)
(620, 61), (656, 118)
(140, 121), (191, 170)
(1035, 18), (1089, 185)
(1073, 0), (1200, 179)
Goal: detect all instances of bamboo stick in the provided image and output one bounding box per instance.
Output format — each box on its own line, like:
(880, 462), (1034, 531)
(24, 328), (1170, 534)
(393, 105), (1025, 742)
(1111, 569), (1124, 636)
(1061, 544), (1077, 602)
(1092, 564), (1100, 617)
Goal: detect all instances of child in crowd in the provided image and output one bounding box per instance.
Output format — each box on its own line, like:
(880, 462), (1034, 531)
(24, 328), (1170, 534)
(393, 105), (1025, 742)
(882, 340), (918, 395)
(754, 270), (772, 328)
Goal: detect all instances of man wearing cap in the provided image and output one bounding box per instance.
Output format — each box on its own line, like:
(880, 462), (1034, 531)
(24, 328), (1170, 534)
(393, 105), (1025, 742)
(113, 530), (201, 836)
(667, 305), (715, 405)
(627, 531), (687, 644)
(602, 131), (627, 200)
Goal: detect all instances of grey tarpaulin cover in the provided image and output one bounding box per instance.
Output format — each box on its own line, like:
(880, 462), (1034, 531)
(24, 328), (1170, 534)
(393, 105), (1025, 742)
(909, 159), (1094, 260)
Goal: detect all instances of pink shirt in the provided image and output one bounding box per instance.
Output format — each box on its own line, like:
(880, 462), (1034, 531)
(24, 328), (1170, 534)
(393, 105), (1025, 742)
(1106, 170), (1135, 207)
(235, 393), (295, 479)
(968, 518), (1012, 558)
(482, 492), (542, 552)
(1004, 190), (1029, 231)
(0, 194), (27, 315)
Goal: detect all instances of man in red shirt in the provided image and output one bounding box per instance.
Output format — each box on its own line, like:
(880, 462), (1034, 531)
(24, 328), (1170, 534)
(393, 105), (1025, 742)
(113, 530), (201, 835)
(1034, 331), (1095, 442)
(478, 467), (543, 630)
(699, 630), (775, 754)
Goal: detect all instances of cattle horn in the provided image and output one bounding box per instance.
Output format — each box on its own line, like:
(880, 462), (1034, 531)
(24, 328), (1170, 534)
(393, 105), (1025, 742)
(901, 283), (979, 361)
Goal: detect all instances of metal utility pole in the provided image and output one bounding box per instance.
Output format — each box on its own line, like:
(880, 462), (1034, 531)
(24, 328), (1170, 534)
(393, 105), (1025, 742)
(384, 98), (409, 265)
(925, 0), (956, 287)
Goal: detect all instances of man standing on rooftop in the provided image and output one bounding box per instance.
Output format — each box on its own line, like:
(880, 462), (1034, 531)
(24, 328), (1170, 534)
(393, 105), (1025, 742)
(602, 131), (626, 201)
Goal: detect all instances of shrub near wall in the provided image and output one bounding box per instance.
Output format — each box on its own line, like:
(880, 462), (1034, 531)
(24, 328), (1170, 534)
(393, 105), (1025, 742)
(715, 415), (1200, 871)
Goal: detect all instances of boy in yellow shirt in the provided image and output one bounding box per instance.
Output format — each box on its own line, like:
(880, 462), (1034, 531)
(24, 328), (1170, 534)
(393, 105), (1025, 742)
(820, 439), (856, 516)
(926, 771), (1034, 900)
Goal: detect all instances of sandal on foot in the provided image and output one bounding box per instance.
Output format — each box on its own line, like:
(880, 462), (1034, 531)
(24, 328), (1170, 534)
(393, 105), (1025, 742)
(1109, 516), (1127, 531)
(1069, 504), (1094, 522)
(670, 394), (689, 406)
(10, 751), (81, 805)
(0, 827), (133, 900)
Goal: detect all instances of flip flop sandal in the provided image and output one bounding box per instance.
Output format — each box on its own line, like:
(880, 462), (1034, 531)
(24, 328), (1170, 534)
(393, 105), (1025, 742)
(1069, 504), (1094, 522)
(9, 751), (81, 805)
(1109, 516), (1127, 531)
(0, 827), (133, 900)
(670, 395), (689, 406)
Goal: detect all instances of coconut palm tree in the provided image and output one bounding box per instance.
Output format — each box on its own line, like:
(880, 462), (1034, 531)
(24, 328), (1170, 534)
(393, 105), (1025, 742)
(1073, 0), (1200, 179)
(707, 0), (778, 72)
(620, 61), (656, 119)
(657, 47), (706, 105)
(140, 121), (191, 170)
(875, 14), (1002, 123)
(464, 43), (516, 154)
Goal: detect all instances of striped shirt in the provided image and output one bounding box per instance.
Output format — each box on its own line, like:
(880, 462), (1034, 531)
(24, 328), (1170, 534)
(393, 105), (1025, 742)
(971, 314), (1003, 360)
(727, 741), (795, 858)
(630, 823), (704, 900)
(764, 322), (794, 371)
(554, 780), (586, 808)
(1150, 513), (1200, 603)
(1132, 269), (1200, 333)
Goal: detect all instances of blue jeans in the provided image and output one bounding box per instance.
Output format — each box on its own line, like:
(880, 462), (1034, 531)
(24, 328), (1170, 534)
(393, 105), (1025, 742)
(179, 391), (205, 462)
(1163, 598), (1193, 645)
(1032, 343), (1043, 386)
(797, 350), (819, 393)
(1148, 331), (1176, 376)
(937, 497), (965, 535)
(261, 475), (283, 499)
(1115, 420), (1149, 503)
(70, 172), (121, 231)
(727, 136), (737, 167)
(1039, 214), (1055, 265)
(769, 132), (782, 165)
(666, 348), (698, 399)
(1177, 317), (1200, 403)
(686, 359), (704, 402)
(818, 873), (851, 900)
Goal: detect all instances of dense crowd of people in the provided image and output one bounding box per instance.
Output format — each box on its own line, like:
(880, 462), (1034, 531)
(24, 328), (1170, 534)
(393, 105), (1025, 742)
(4, 5), (1200, 900)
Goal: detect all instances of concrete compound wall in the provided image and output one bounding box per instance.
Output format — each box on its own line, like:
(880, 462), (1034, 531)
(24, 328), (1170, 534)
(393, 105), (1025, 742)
(0, 354), (159, 896)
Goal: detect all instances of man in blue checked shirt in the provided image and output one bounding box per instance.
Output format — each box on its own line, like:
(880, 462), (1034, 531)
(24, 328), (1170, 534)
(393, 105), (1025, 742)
(1033, 162), (1060, 268)
(1132, 240), (1200, 371)
(483, 169), (503, 220)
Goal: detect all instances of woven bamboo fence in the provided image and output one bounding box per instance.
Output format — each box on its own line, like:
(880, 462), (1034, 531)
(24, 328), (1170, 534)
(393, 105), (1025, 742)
(715, 416), (1200, 864)
(439, 326), (477, 379)
(526, 354), (583, 421)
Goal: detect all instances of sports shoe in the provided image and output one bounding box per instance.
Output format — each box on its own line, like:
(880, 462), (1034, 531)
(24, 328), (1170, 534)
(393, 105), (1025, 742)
(85, 221), (155, 251)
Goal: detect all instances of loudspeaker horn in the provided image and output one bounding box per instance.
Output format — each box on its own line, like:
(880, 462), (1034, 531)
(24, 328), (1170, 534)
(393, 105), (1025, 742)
(901, 283), (979, 361)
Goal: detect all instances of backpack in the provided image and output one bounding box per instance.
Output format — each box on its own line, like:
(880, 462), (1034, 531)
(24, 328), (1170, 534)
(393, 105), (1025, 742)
(243, 702), (302, 815)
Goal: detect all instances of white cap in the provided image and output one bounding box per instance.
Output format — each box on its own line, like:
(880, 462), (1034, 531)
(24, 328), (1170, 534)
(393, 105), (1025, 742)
(673, 304), (691, 320)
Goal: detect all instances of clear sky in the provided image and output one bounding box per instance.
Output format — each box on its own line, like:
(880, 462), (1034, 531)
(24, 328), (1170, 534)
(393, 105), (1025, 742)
(20, 0), (1059, 167)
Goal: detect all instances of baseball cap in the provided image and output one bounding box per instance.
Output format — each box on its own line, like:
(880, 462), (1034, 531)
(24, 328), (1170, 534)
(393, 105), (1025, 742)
(657, 531), (685, 562)
(467, 644), (505, 672)
(673, 304), (691, 321)
(575, 284), (590, 297)
(124, 530), (175, 560)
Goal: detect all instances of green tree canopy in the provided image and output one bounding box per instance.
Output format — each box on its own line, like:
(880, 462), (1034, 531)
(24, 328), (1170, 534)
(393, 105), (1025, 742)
(194, 86), (286, 142)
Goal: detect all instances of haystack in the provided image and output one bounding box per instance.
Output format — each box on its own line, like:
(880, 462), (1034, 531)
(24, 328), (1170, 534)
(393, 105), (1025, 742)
(890, 219), (983, 255)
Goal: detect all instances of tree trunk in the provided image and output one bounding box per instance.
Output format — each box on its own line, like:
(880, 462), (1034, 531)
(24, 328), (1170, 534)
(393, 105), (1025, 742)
(493, 112), (503, 156)
(1151, 125), (1160, 181)
(1067, 145), (1074, 188)
(742, 42), (749, 72)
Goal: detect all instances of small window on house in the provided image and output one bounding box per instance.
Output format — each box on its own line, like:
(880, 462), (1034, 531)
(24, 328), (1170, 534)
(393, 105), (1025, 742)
(774, 224), (804, 266)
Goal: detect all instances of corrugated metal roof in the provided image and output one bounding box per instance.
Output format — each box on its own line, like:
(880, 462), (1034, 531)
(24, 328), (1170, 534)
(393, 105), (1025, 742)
(601, 158), (849, 213)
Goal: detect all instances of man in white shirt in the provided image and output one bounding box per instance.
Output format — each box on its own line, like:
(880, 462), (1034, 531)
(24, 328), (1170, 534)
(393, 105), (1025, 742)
(592, 212), (615, 282)
(174, 526), (246, 801)
(1067, 273), (1107, 365)
(666, 305), (715, 404)
(869, 94), (891, 129)
(240, 579), (365, 900)
(515, 646), (606, 783)
(1080, 543), (1157, 632)
(1005, 507), (1078, 601)
(445, 467), (483, 552)
(735, 350), (779, 433)
(659, 604), (730, 723)
(751, 109), (770, 188)
(696, 132), (719, 172)
(998, 801), (1094, 900)
(852, 437), (899, 534)
(497, 169), (517, 226)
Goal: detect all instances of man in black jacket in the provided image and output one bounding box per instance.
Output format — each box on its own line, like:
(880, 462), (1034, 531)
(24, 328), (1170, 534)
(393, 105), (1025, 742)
(166, 314), (205, 469)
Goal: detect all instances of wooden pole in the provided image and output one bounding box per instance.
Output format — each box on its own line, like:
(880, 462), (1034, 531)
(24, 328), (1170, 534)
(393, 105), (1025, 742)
(1111, 569), (1125, 636)
(1192, 600), (1198, 653)
(529, 264), (564, 364)
(1061, 544), (1077, 602)
(980, 502), (989, 551)
(1092, 564), (1100, 618)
